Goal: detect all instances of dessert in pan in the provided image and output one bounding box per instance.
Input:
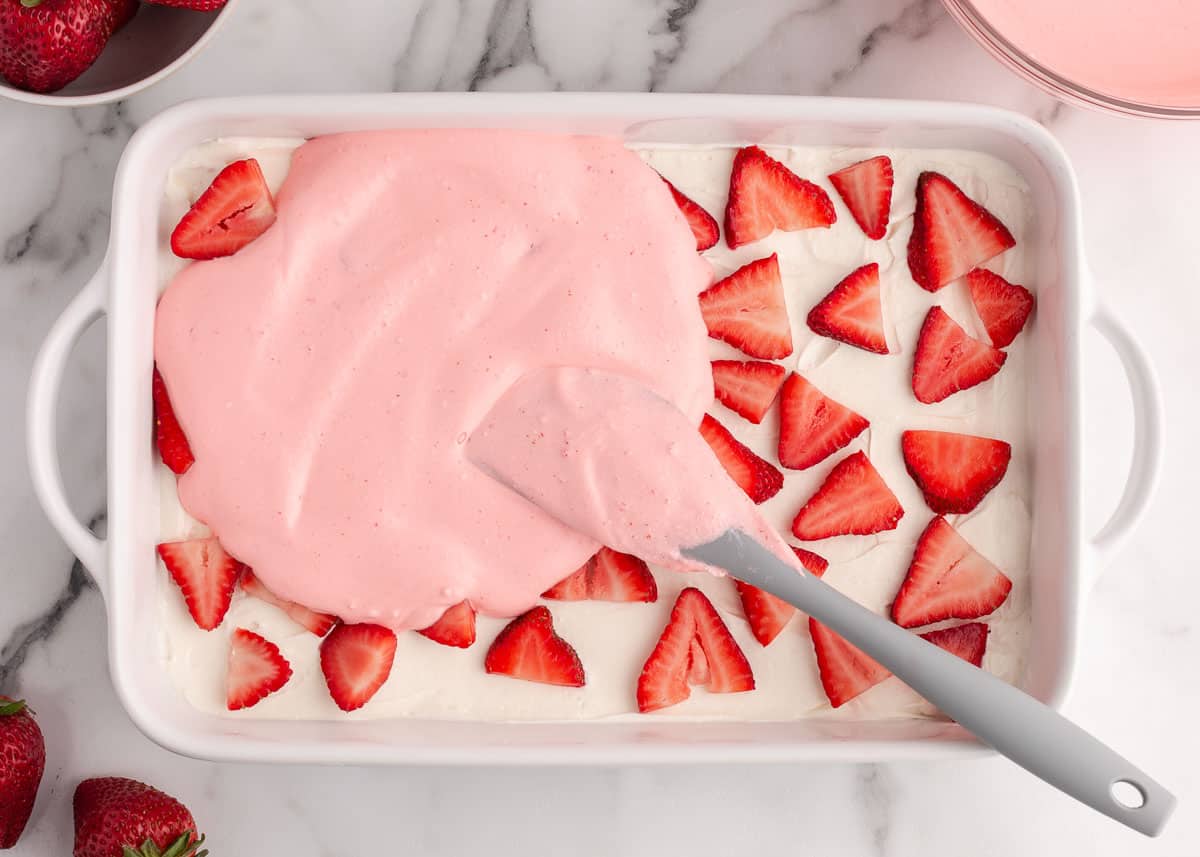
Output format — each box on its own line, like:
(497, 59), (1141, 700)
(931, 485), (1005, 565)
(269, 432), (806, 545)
(152, 129), (1035, 721)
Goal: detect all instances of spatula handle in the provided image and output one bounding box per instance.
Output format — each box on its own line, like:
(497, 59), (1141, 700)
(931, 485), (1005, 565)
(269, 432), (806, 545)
(684, 531), (1175, 837)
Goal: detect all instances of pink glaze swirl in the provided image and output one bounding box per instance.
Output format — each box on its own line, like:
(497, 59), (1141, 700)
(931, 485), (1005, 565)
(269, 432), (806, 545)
(154, 129), (713, 630)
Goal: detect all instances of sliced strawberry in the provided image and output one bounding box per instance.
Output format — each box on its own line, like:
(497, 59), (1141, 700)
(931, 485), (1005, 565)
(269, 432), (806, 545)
(920, 622), (989, 667)
(907, 171), (1015, 291)
(484, 606), (585, 687)
(699, 413), (783, 504)
(892, 516), (1013, 628)
(711, 360), (786, 424)
(912, 306), (1007, 404)
(662, 177), (719, 251)
(588, 548), (658, 602)
(686, 638), (710, 685)
(170, 158), (277, 260)
(319, 622), (398, 712)
(637, 587), (755, 713)
(791, 451), (904, 540)
(735, 547), (827, 647)
(698, 254), (793, 359)
(901, 430), (1012, 514)
(690, 594), (755, 696)
(157, 537), (244, 631)
(777, 373), (869, 471)
(828, 156), (893, 240)
(542, 549), (657, 602)
(792, 546), (830, 576)
(226, 628), (292, 711)
(806, 262), (888, 354)
(724, 145), (836, 248)
(541, 558), (591, 600)
(417, 601), (477, 648)
(809, 618), (891, 708)
(966, 268), (1035, 347)
(239, 569), (338, 636)
(734, 581), (795, 647)
(152, 368), (194, 475)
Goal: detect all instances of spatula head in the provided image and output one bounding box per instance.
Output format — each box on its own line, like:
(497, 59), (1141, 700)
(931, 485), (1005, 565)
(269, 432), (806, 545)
(467, 367), (770, 571)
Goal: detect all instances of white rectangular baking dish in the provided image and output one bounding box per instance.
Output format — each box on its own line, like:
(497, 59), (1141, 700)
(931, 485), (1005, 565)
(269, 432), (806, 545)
(27, 93), (1162, 764)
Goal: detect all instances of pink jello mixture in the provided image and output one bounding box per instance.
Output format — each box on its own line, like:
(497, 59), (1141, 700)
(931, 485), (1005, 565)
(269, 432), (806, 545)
(970, 0), (1200, 107)
(154, 130), (714, 631)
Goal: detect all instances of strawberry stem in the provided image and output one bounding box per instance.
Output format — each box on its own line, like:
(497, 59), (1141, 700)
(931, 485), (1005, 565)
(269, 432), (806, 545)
(121, 831), (206, 857)
(0, 699), (26, 716)
(19, 0), (43, 8)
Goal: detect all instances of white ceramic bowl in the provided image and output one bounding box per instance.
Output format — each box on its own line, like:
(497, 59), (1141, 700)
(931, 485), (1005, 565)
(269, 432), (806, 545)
(0, 0), (239, 107)
(27, 93), (1163, 764)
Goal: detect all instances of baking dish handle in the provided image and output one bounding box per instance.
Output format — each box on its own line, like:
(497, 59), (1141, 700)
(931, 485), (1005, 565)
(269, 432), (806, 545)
(27, 260), (109, 589)
(1087, 305), (1164, 572)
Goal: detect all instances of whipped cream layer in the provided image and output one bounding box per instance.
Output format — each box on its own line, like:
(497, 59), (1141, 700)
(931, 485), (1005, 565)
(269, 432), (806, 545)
(157, 136), (1035, 722)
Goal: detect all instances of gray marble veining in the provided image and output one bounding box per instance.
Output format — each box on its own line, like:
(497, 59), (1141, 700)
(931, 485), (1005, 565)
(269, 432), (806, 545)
(0, 547), (95, 693)
(0, 0), (1196, 854)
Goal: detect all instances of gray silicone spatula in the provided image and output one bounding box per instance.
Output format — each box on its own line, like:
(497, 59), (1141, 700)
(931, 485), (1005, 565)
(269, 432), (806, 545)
(468, 367), (1176, 837)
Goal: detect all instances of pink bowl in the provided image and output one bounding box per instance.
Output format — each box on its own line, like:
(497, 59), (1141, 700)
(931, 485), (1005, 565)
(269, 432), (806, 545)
(943, 0), (1200, 119)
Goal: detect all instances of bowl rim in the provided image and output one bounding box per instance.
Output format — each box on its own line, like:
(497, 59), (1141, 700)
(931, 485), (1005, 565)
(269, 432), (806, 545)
(942, 0), (1200, 119)
(0, 0), (240, 108)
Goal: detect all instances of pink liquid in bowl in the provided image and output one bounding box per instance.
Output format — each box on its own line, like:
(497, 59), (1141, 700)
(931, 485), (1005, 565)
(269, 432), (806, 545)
(967, 0), (1200, 109)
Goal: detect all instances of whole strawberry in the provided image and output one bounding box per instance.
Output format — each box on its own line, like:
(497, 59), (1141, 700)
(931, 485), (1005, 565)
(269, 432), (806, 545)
(0, 0), (117, 93)
(108, 0), (136, 31)
(0, 698), (45, 849)
(73, 777), (207, 857)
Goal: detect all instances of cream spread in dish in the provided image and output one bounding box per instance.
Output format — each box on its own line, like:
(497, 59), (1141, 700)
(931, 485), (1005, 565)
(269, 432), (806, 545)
(155, 134), (1035, 722)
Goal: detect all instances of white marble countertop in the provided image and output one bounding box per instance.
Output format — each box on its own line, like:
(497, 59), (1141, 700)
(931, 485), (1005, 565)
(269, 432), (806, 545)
(1, 0), (1196, 854)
